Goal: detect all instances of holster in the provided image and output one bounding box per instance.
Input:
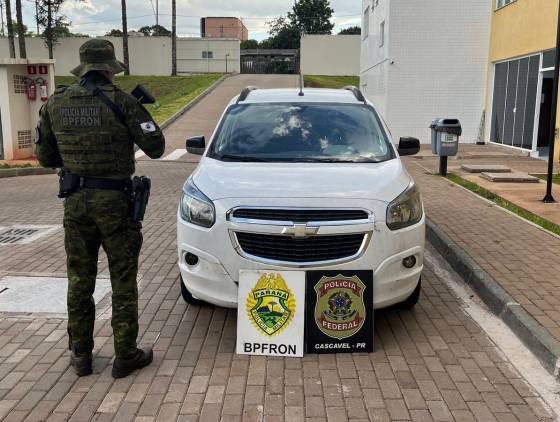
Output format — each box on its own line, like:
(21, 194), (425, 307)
(131, 176), (151, 223)
(58, 170), (81, 198)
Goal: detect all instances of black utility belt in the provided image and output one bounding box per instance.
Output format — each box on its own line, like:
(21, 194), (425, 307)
(58, 171), (151, 223)
(58, 171), (131, 198)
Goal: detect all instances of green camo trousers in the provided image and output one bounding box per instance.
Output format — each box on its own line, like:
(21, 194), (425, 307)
(64, 189), (142, 357)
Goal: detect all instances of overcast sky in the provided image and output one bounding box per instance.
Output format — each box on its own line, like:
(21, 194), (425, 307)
(14, 0), (360, 40)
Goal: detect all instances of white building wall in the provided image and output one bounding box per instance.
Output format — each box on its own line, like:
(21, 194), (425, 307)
(0, 37), (240, 75)
(300, 35), (360, 76)
(360, 0), (391, 119)
(177, 38), (240, 74)
(360, 0), (490, 143)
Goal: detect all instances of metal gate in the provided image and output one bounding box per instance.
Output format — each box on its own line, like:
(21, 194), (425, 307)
(240, 49), (299, 74)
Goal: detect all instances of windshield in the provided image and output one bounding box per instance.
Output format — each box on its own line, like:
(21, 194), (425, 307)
(207, 103), (394, 163)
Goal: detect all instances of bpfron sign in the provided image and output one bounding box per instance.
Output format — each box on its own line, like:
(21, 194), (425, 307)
(237, 270), (305, 357)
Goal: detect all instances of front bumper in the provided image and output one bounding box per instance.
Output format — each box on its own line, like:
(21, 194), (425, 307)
(177, 197), (425, 309)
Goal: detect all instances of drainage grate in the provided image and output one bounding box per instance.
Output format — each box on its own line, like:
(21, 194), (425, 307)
(0, 225), (60, 246)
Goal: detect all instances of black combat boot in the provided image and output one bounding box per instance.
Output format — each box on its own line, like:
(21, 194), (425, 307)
(112, 347), (153, 379)
(70, 347), (93, 377)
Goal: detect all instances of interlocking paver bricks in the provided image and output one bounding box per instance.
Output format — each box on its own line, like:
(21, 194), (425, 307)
(404, 153), (560, 351)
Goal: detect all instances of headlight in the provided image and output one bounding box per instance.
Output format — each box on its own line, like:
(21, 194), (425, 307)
(386, 183), (423, 230)
(180, 178), (215, 228)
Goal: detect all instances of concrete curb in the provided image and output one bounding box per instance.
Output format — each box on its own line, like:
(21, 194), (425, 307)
(160, 73), (232, 131)
(0, 167), (57, 179)
(426, 219), (560, 378)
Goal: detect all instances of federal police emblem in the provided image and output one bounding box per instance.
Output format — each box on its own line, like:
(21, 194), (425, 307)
(246, 273), (295, 337)
(314, 274), (367, 339)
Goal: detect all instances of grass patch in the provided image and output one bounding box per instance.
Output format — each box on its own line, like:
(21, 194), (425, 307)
(55, 74), (222, 124)
(534, 174), (560, 185)
(0, 163), (34, 169)
(304, 75), (360, 89)
(446, 173), (560, 236)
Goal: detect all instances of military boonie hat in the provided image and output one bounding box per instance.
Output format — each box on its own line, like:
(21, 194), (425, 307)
(70, 39), (127, 78)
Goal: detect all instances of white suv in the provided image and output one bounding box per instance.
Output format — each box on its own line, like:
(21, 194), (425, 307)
(177, 86), (425, 309)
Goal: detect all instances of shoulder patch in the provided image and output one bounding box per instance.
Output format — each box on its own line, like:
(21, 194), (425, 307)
(140, 121), (157, 133)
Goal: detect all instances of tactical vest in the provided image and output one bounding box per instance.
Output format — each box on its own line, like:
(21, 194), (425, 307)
(48, 84), (135, 178)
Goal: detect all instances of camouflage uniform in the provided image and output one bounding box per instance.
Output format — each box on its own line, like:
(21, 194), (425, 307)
(36, 40), (165, 359)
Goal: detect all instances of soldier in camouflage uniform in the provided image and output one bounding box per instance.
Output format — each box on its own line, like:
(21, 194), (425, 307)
(35, 39), (165, 378)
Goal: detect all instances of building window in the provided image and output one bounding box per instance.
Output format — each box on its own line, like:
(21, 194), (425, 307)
(379, 21), (385, 47)
(496, 0), (514, 10)
(363, 7), (370, 39)
(202, 51), (214, 59)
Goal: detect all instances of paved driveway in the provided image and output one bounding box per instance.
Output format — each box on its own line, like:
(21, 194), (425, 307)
(0, 74), (556, 421)
(159, 74), (299, 157)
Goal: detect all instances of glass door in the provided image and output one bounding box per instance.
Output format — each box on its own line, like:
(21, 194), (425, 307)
(490, 55), (540, 150)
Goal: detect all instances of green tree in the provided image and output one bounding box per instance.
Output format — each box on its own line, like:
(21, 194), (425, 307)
(105, 28), (123, 36)
(138, 24), (171, 36)
(266, 16), (300, 49)
(263, 0), (334, 49)
(37, 0), (68, 58)
(50, 22), (88, 37)
(8, 22), (33, 36)
(258, 38), (273, 49)
(288, 0), (334, 35)
(339, 26), (360, 35)
(241, 39), (259, 49)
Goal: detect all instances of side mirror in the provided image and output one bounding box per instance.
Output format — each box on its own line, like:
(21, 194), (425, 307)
(186, 136), (206, 155)
(398, 137), (420, 156)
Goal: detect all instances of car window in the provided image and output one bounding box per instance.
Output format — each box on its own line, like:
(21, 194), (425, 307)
(208, 103), (394, 163)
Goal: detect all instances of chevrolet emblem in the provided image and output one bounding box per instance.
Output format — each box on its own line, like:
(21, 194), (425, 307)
(282, 223), (319, 238)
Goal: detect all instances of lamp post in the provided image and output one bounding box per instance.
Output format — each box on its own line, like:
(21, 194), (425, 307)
(225, 53), (230, 73)
(543, 0), (560, 203)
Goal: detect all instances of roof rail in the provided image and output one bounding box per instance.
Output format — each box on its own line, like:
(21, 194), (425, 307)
(343, 86), (367, 104)
(237, 86), (258, 104)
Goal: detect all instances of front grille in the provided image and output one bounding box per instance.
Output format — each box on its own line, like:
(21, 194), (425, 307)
(235, 232), (366, 263)
(231, 208), (369, 223)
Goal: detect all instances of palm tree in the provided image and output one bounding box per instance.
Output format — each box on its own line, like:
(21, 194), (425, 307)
(5, 0), (15, 58)
(171, 0), (176, 76)
(15, 0), (26, 58)
(268, 301), (277, 314)
(121, 0), (130, 75)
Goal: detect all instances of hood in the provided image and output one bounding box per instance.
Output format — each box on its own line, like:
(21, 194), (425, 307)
(192, 157), (411, 202)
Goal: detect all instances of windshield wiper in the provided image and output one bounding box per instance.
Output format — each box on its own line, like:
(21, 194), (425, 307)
(216, 154), (270, 162)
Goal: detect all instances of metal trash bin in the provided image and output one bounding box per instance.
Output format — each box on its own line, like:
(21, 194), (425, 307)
(430, 118), (462, 157)
(429, 118), (462, 176)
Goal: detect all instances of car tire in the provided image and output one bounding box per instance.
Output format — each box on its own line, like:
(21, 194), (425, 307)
(180, 275), (203, 305)
(397, 278), (421, 309)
